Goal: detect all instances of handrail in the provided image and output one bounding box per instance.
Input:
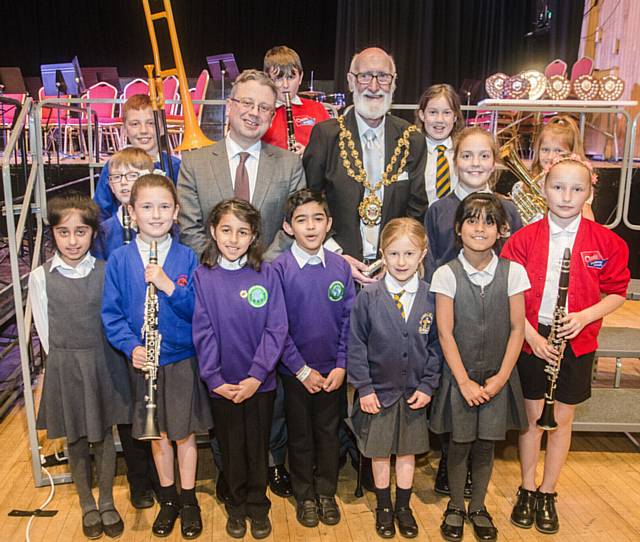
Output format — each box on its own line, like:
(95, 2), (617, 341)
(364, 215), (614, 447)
(622, 111), (640, 231)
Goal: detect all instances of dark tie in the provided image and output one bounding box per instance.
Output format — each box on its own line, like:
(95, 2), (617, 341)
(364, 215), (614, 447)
(392, 290), (406, 320)
(234, 152), (250, 201)
(436, 144), (451, 198)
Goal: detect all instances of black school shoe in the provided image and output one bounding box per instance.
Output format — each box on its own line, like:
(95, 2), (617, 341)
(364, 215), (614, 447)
(395, 507), (418, 538)
(225, 517), (247, 539)
(130, 488), (155, 509)
(250, 516), (272, 539)
(510, 486), (536, 528)
(296, 500), (319, 527)
(152, 500), (181, 537)
(82, 510), (103, 540)
(468, 508), (498, 541)
(100, 509), (124, 539)
(268, 465), (293, 497)
(535, 490), (559, 534)
(440, 505), (465, 542)
(375, 507), (396, 538)
(180, 504), (203, 539)
(316, 495), (340, 525)
(434, 454), (450, 495)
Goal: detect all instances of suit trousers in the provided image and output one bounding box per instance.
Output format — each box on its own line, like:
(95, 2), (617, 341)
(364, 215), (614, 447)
(282, 374), (341, 501)
(210, 391), (275, 520)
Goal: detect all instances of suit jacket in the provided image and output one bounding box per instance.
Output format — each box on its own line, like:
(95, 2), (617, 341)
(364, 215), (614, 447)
(303, 109), (428, 260)
(177, 140), (306, 259)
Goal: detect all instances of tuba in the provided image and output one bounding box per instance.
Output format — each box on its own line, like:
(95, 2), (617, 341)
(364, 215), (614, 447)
(141, 0), (213, 152)
(500, 143), (547, 224)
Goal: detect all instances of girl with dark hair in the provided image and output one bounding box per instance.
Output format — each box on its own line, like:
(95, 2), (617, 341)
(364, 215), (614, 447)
(430, 192), (530, 542)
(29, 191), (131, 539)
(193, 198), (288, 540)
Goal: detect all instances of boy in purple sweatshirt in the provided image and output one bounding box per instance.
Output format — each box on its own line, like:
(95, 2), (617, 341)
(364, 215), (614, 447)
(192, 199), (288, 540)
(272, 189), (356, 528)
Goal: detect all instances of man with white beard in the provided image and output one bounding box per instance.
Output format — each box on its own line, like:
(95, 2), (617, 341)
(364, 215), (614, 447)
(303, 47), (428, 284)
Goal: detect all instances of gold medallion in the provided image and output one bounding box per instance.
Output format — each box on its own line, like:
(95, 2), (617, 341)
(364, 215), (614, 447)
(358, 193), (383, 226)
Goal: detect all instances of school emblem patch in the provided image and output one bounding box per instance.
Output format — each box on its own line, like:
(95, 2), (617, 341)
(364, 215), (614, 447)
(581, 250), (608, 269)
(247, 285), (268, 308)
(176, 274), (188, 287)
(328, 281), (345, 302)
(418, 312), (433, 335)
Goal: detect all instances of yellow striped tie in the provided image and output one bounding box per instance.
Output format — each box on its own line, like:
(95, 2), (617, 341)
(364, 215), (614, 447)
(392, 290), (406, 320)
(436, 144), (451, 198)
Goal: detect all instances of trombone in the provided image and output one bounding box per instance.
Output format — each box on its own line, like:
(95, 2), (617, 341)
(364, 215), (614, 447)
(141, 0), (213, 153)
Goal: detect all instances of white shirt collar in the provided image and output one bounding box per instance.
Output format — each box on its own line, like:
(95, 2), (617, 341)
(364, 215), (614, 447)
(426, 135), (453, 153)
(548, 213), (581, 236)
(225, 134), (262, 160)
(384, 271), (419, 295)
(355, 111), (386, 142)
(218, 255), (247, 270)
(454, 183), (491, 201)
(276, 95), (303, 108)
(135, 234), (171, 251)
(458, 250), (498, 277)
(291, 241), (325, 268)
(50, 251), (95, 273)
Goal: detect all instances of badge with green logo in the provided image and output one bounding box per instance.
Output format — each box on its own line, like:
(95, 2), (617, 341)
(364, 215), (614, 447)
(328, 280), (345, 302)
(247, 285), (268, 308)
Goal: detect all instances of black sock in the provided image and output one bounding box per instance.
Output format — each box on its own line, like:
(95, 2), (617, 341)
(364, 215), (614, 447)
(158, 483), (179, 504)
(374, 485), (392, 510)
(181, 487), (197, 506)
(395, 487), (412, 510)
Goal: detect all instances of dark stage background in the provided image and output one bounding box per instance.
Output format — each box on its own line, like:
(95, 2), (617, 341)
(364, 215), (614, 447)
(3, 0), (584, 102)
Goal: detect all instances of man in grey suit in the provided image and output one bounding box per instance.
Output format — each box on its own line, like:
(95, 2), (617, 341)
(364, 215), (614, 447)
(177, 69), (304, 510)
(177, 69), (306, 258)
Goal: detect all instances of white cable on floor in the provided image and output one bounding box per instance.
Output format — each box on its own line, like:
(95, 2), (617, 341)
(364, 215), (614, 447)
(25, 465), (55, 542)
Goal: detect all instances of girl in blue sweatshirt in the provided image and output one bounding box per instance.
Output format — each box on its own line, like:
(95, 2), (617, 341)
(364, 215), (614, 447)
(102, 174), (212, 539)
(193, 198), (288, 540)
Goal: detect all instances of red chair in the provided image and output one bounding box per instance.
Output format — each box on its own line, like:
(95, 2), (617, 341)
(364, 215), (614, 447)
(544, 59), (568, 79)
(64, 82), (120, 156)
(0, 93), (26, 129)
(570, 56), (594, 81)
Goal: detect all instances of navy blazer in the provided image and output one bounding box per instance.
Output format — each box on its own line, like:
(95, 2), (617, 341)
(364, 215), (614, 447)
(348, 279), (442, 408)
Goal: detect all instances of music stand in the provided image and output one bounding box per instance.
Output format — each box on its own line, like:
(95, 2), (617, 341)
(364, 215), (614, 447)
(0, 67), (27, 147)
(81, 66), (120, 92)
(206, 53), (240, 140)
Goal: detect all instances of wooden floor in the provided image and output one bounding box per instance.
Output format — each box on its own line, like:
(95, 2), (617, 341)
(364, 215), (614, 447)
(1, 302), (639, 542)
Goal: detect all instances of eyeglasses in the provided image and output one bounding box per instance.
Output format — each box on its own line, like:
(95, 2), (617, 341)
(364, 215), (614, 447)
(230, 97), (275, 115)
(109, 172), (141, 184)
(349, 72), (396, 85)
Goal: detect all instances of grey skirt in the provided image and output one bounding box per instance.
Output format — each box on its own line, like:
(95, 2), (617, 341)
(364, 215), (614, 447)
(37, 342), (132, 443)
(429, 366), (527, 443)
(131, 356), (213, 441)
(347, 397), (430, 457)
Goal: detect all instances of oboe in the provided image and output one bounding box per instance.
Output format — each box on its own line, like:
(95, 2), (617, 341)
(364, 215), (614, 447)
(122, 205), (132, 244)
(283, 90), (296, 152)
(139, 240), (162, 440)
(537, 247), (571, 431)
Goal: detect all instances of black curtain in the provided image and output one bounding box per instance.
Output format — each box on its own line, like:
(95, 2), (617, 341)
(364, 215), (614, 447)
(334, 0), (585, 103)
(0, 0), (337, 81)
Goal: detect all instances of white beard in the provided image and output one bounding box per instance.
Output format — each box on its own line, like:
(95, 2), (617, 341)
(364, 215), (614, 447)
(352, 89), (393, 121)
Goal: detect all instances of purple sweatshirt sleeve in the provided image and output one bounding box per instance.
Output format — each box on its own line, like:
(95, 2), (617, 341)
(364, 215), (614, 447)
(248, 267), (288, 382)
(192, 270), (225, 392)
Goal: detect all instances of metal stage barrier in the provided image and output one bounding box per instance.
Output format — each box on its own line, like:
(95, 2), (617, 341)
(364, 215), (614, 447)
(3, 97), (639, 487)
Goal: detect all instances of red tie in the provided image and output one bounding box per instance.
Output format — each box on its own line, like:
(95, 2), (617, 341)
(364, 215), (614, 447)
(234, 152), (250, 201)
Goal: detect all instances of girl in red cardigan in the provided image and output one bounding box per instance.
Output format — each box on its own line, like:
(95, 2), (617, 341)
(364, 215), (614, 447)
(501, 154), (629, 535)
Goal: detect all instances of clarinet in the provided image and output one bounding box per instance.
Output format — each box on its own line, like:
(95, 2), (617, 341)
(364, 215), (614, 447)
(122, 205), (132, 244)
(537, 247), (571, 431)
(139, 240), (162, 440)
(283, 90), (296, 152)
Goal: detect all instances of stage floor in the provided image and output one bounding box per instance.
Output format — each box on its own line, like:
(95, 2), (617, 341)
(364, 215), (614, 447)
(0, 302), (638, 541)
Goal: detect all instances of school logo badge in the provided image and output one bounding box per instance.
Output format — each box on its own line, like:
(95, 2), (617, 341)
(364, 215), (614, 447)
(581, 250), (608, 269)
(176, 274), (188, 287)
(247, 285), (269, 308)
(295, 115), (317, 127)
(418, 312), (433, 335)
(327, 280), (345, 302)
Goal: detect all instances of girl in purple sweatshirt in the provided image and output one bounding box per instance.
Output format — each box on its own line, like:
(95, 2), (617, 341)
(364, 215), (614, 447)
(192, 198), (288, 540)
